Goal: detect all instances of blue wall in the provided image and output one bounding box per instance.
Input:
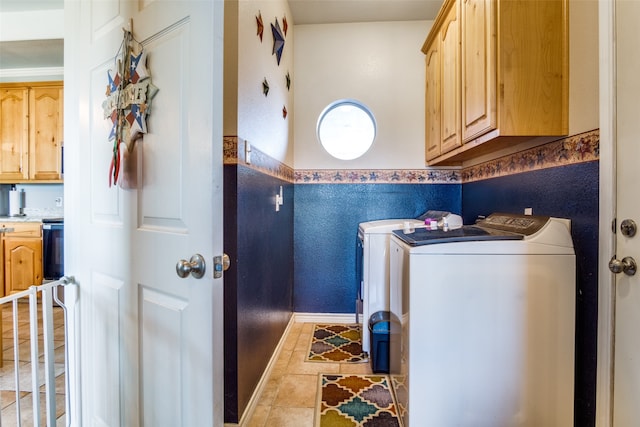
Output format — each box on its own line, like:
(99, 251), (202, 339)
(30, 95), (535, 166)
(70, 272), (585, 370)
(293, 183), (461, 313)
(224, 165), (294, 423)
(462, 161), (599, 427)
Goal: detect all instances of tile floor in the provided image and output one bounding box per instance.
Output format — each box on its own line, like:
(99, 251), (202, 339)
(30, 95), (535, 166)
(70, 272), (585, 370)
(244, 322), (373, 427)
(0, 298), (66, 426)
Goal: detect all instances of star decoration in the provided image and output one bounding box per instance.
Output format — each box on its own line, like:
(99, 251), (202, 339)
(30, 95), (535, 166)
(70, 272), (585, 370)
(282, 16), (288, 36)
(129, 50), (149, 84)
(256, 11), (264, 42)
(282, 105), (287, 119)
(107, 69), (121, 96)
(125, 103), (147, 139)
(271, 18), (285, 65)
(286, 71), (291, 91)
(262, 78), (270, 96)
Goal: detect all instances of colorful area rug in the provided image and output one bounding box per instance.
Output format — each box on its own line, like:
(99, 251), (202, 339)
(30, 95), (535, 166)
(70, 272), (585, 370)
(315, 374), (401, 427)
(307, 324), (367, 363)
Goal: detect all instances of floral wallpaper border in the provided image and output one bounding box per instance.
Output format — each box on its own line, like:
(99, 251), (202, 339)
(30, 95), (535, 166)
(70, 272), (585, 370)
(223, 129), (599, 185)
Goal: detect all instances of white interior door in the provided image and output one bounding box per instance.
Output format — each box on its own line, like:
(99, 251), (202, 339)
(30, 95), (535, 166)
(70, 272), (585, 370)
(610, 1), (640, 425)
(64, 0), (224, 425)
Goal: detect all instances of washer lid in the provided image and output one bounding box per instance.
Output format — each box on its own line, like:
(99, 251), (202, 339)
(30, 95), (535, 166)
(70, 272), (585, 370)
(392, 226), (523, 246)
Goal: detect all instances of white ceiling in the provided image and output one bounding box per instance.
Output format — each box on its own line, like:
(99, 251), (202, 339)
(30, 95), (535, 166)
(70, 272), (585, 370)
(0, 0), (441, 70)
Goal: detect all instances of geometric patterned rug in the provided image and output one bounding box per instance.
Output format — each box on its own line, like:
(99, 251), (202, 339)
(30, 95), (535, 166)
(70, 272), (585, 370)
(307, 324), (367, 363)
(315, 374), (401, 426)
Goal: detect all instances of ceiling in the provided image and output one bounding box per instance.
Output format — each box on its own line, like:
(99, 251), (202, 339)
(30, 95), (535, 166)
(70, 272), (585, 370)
(0, 0), (441, 70)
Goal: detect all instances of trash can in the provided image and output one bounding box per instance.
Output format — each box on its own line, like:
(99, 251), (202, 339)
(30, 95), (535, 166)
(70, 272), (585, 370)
(369, 311), (390, 373)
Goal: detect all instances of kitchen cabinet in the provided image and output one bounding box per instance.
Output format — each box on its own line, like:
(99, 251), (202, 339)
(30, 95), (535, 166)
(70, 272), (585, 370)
(0, 82), (64, 182)
(2, 222), (43, 296)
(423, 0), (568, 166)
(424, 0), (460, 162)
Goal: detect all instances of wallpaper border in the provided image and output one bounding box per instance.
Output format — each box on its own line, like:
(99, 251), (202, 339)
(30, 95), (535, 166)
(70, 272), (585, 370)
(223, 129), (599, 184)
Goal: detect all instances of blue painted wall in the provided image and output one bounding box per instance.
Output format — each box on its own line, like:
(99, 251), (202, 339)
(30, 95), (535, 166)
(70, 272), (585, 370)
(293, 183), (461, 313)
(224, 165), (294, 423)
(462, 161), (599, 427)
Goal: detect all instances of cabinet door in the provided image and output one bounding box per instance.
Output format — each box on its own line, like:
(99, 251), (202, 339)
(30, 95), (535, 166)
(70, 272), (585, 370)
(425, 42), (441, 161)
(462, 0), (496, 141)
(440, 0), (462, 154)
(29, 85), (64, 180)
(0, 88), (29, 180)
(4, 238), (43, 294)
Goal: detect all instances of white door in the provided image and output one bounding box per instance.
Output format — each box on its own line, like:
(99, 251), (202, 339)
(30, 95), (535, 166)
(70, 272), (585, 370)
(605, 1), (640, 425)
(64, 0), (224, 426)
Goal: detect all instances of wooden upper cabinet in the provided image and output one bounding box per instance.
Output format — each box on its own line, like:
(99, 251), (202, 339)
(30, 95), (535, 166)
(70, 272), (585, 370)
(440, 0), (462, 155)
(423, 0), (568, 166)
(423, 0), (461, 161)
(0, 82), (63, 183)
(0, 88), (29, 181)
(461, 0), (496, 141)
(29, 85), (64, 180)
(424, 42), (441, 161)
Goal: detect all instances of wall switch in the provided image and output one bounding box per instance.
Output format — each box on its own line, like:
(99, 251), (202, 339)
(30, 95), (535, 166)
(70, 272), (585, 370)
(55, 197), (63, 207)
(524, 207), (533, 215)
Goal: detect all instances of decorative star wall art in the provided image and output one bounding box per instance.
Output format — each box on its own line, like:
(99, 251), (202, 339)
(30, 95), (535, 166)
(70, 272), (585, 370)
(271, 18), (285, 65)
(286, 71), (291, 91)
(102, 27), (158, 188)
(282, 16), (288, 36)
(256, 11), (264, 42)
(282, 106), (288, 119)
(262, 78), (270, 96)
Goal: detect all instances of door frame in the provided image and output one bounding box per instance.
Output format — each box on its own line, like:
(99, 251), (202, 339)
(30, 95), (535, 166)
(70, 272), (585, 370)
(596, 0), (616, 426)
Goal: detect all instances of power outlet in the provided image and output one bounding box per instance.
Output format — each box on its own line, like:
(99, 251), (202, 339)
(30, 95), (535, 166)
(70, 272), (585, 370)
(55, 197), (63, 207)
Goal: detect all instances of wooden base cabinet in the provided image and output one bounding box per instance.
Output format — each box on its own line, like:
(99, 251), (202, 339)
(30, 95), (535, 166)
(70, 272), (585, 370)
(423, 0), (568, 166)
(1, 222), (43, 296)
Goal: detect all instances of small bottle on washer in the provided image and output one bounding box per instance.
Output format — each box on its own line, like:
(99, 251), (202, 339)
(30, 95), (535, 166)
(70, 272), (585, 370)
(442, 217), (449, 232)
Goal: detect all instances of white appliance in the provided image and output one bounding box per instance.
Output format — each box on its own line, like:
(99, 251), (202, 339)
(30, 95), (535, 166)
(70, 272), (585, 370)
(357, 211), (462, 355)
(389, 213), (576, 427)
(357, 218), (423, 354)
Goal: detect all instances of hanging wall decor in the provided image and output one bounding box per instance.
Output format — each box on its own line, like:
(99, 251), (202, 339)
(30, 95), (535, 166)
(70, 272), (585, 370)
(256, 11), (264, 42)
(271, 18), (285, 65)
(282, 106), (288, 119)
(286, 71), (291, 91)
(282, 16), (288, 36)
(262, 78), (270, 96)
(103, 24), (158, 188)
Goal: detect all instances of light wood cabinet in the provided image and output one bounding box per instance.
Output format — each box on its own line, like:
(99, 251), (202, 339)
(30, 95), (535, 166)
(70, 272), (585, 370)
(424, 0), (461, 162)
(0, 82), (63, 182)
(2, 222), (43, 296)
(0, 88), (29, 181)
(423, 0), (568, 166)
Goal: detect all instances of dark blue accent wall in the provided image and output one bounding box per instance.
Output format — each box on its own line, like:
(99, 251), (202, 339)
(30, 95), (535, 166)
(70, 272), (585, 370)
(293, 183), (461, 313)
(462, 161), (599, 427)
(224, 164), (294, 423)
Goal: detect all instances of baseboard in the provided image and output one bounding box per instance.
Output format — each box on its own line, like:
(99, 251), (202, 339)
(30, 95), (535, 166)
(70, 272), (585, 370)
(232, 314), (297, 427)
(229, 312), (361, 426)
(293, 312), (359, 324)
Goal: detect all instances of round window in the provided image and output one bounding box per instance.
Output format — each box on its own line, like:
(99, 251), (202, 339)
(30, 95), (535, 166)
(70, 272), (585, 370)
(317, 100), (376, 160)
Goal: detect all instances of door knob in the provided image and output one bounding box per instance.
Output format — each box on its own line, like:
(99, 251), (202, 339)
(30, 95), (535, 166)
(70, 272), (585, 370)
(176, 254), (206, 278)
(609, 256), (637, 276)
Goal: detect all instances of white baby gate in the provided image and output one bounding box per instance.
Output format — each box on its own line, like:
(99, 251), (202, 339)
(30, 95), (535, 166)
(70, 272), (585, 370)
(0, 276), (75, 427)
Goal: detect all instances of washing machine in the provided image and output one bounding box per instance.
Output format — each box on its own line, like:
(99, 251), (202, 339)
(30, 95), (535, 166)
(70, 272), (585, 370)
(389, 213), (575, 427)
(357, 211), (462, 355)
